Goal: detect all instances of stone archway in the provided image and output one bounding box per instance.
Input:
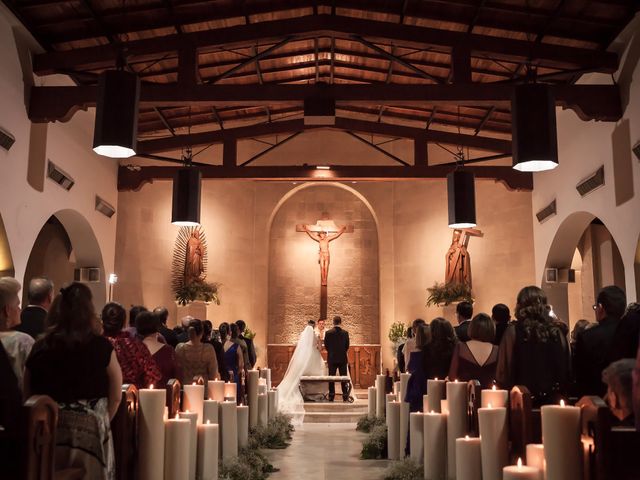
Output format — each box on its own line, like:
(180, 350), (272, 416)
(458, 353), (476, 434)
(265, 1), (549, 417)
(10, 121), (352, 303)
(0, 212), (14, 277)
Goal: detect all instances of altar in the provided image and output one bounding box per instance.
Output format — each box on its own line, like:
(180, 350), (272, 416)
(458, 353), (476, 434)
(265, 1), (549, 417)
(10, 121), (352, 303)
(267, 344), (381, 388)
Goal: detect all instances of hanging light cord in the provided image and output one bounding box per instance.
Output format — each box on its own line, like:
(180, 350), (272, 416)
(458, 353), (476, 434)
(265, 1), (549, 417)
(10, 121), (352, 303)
(455, 106), (465, 169)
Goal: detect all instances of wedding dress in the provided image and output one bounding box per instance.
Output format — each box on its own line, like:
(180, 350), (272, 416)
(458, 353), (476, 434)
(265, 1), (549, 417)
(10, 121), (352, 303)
(277, 325), (325, 425)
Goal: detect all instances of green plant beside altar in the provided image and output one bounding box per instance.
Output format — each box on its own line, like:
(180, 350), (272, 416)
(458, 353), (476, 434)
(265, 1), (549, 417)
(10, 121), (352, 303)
(425, 281), (473, 307)
(174, 279), (221, 306)
(388, 321), (407, 356)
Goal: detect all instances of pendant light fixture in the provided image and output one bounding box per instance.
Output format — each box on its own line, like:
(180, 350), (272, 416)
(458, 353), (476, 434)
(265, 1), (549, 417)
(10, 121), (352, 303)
(447, 108), (477, 228)
(171, 111), (201, 226)
(93, 69), (140, 158)
(511, 83), (558, 172)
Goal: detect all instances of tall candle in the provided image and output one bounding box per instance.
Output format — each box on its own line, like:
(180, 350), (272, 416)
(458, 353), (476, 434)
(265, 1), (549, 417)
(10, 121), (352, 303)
(503, 458), (541, 480)
(394, 380), (401, 397)
(178, 411), (198, 480)
(447, 380), (468, 480)
(237, 404), (249, 448)
(220, 401), (238, 459)
(478, 405), (509, 480)
(386, 393), (398, 419)
(410, 412), (425, 463)
(400, 373), (411, 402)
(268, 390), (278, 420)
(399, 400), (410, 457)
(258, 377), (268, 395)
(259, 368), (272, 389)
(247, 370), (259, 428)
(203, 400), (219, 424)
(423, 394), (429, 413)
(526, 444), (546, 480)
(197, 421), (218, 480)
(481, 385), (508, 408)
(376, 374), (386, 417)
(208, 380), (225, 402)
(183, 383), (205, 424)
(456, 436), (482, 480)
(258, 393), (268, 426)
(164, 418), (190, 480)
(541, 401), (582, 480)
(368, 387), (377, 417)
(427, 379), (446, 413)
(424, 411), (447, 480)
(386, 401), (401, 460)
(224, 382), (237, 402)
(138, 387), (165, 480)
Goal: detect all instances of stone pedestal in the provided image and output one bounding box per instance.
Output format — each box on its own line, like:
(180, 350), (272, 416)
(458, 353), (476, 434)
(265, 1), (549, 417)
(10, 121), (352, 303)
(176, 300), (208, 324)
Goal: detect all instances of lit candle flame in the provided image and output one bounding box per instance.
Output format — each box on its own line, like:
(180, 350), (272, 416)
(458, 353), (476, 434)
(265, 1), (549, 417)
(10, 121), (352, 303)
(465, 435), (469, 440)
(430, 410), (435, 414)
(206, 420), (210, 425)
(435, 377), (438, 381)
(186, 410), (190, 413)
(488, 403), (493, 408)
(517, 458), (523, 468)
(492, 385), (497, 391)
(560, 399), (565, 407)
(150, 384), (154, 389)
(192, 382), (196, 385)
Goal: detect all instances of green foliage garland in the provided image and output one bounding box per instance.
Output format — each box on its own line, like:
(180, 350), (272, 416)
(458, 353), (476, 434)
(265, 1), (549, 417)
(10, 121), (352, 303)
(360, 424), (388, 459)
(174, 279), (221, 306)
(425, 282), (473, 307)
(383, 459), (423, 480)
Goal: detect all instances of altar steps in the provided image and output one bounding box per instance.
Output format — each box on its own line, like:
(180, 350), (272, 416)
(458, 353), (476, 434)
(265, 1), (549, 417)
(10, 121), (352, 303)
(303, 390), (369, 423)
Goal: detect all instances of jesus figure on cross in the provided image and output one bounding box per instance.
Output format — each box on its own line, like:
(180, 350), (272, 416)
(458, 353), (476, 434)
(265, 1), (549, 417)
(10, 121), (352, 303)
(302, 224), (347, 286)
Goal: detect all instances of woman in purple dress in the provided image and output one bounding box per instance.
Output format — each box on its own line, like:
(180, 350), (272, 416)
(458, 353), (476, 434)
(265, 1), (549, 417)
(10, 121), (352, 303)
(449, 313), (499, 388)
(221, 322), (244, 401)
(138, 311), (177, 387)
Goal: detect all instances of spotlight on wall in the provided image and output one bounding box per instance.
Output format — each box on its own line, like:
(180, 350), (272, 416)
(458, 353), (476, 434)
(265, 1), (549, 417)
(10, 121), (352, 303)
(511, 84), (558, 172)
(447, 170), (476, 228)
(93, 70), (140, 158)
(171, 168), (201, 226)
(108, 273), (118, 285)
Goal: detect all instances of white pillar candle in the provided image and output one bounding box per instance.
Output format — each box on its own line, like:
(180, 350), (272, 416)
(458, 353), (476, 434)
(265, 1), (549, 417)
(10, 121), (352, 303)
(386, 393), (398, 419)
(178, 411), (198, 480)
(224, 382), (237, 402)
(197, 421), (218, 480)
(258, 377), (268, 395)
(423, 394), (429, 413)
(440, 399), (449, 413)
(456, 436), (482, 480)
(581, 435), (593, 480)
(259, 368), (272, 389)
(447, 380), (468, 480)
(376, 374), (386, 417)
(258, 393), (268, 426)
(541, 401), (582, 480)
(424, 411), (447, 480)
(368, 387), (377, 417)
(503, 458), (542, 480)
(164, 418), (191, 480)
(183, 383), (205, 424)
(399, 400), (410, 457)
(394, 380), (401, 397)
(386, 401), (401, 460)
(220, 400), (238, 459)
(138, 387), (165, 480)
(208, 380), (225, 402)
(410, 412), (425, 464)
(427, 379), (446, 413)
(268, 390), (278, 420)
(203, 400), (219, 424)
(247, 370), (259, 428)
(481, 385), (508, 408)
(400, 373), (411, 402)
(526, 444), (546, 479)
(237, 404), (249, 448)
(478, 405), (509, 480)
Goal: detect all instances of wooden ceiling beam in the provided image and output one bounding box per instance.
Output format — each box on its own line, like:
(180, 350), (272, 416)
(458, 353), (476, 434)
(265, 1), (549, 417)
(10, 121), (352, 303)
(117, 164), (532, 192)
(32, 15), (618, 75)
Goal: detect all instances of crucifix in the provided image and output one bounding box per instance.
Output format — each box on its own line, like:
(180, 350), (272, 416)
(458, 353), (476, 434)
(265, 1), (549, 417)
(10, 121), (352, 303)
(296, 213), (354, 318)
(445, 227), (483, 288)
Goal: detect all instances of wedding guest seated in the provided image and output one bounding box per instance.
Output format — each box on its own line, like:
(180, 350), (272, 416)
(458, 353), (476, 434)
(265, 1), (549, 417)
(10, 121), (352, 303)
(449, 313), (499, 388)
(491, 303), (511, 346)
(24, 282), (122, 479)
(222, 322), (244, 399)
(0, 277), (34, 390)
(404, 324), (430, 412)
(153, 306), (178, 348)
(15, 277), (53, 339)
(496, 286), (570, 406)
(176, 319), (219, 385)
(404, 318), (426, 372)
(454, 301), (473, 341)
(204, 320), (228, 381)
(102, 302), (161, 389)
(138, 311), (177, 387)
(602, 358), (636, 426)
(425, 317), (458, 379)
(574, 285), (626, 396)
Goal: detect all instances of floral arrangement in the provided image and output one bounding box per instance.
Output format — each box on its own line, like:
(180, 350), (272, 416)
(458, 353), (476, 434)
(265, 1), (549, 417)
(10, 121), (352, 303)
(425, 282), (473, 307)
(248, 413), (294, 449)
(383, 459), (423, 480)
(220, 447), (277, 480)
(243, 326), (256, 340)
(174, 279), (221, 306)
(388, 321), (407, 355)
(356, 414), (385, 433)
(360, 424), (388, 459)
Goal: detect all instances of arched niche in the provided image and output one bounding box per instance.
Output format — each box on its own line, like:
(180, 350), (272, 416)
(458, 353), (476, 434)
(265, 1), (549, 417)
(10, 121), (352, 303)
(543, 212), (625, 331)
(267, 183), (380, 345)
(0, 213), (15, 277)
(23, 209), (106, 306)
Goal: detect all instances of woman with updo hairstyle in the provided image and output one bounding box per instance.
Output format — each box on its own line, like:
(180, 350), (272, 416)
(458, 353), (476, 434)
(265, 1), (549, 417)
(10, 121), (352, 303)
(25, 282), (122, 479)
(496, 286), (570, 406)
(448, 313), (499, 387)
(138, 311), (177, 388)
(102, 302), (161, 390)
(175, 318), (219, 385)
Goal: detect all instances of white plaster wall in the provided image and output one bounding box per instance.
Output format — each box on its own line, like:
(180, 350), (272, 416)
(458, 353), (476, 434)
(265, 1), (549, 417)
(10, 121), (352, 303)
(532, 24), (640, 302)
(0, 5), (118, 303)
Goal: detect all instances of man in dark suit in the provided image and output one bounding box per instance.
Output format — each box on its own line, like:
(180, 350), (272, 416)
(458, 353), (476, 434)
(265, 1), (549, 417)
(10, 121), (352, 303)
(153, 306), (178, 347)
(454, 301), (473, 342)
(491, 303), (511, 346)
(574, 285), (626, 397)
(324, 315), (350, 402)
(15, 277), (53, 339)
(236, 320), (256, 368)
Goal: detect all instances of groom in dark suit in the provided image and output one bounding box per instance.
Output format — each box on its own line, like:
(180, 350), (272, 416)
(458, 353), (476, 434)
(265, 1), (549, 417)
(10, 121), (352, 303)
(324, 315), (350, 402)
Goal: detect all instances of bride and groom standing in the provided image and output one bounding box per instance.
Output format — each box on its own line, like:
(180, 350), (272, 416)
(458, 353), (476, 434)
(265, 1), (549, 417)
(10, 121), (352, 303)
(277, 316), (350, 424)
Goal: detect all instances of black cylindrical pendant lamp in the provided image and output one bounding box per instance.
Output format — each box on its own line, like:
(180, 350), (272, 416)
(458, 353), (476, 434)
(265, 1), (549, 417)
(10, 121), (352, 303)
(447, 170), (476, 228)
(172, 168), (201, 226)
(93, 70), (140, 158)
(511, 84), (558, 172)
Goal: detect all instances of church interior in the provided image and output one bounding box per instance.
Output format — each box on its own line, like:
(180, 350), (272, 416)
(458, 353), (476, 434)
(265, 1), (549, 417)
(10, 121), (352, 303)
(0, 1), (639, 479)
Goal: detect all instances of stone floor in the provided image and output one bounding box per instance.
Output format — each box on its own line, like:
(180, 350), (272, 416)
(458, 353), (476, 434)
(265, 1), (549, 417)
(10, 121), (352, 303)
(264, 423), (389, 480)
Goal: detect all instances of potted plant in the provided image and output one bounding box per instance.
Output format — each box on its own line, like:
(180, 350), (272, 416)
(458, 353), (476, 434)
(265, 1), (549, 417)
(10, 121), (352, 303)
(174, 279), (221, 306)
(425, 282), (473, 307)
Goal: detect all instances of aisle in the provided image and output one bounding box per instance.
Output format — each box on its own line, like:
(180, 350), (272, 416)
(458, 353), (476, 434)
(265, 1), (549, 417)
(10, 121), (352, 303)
(264, 423), (389, 479)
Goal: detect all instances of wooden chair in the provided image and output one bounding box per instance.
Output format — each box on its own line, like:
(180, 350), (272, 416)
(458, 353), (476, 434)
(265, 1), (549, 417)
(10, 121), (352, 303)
(110, 384), (139, 480)
(192, 375), (205, 385)
(467, 380), (481, 435)
(166, 378), (182, 419)
(509, 385), (541, 462)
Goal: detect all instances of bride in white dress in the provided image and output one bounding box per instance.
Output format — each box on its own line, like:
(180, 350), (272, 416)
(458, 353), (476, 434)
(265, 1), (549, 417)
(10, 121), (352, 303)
(277, 322), (325, 425)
